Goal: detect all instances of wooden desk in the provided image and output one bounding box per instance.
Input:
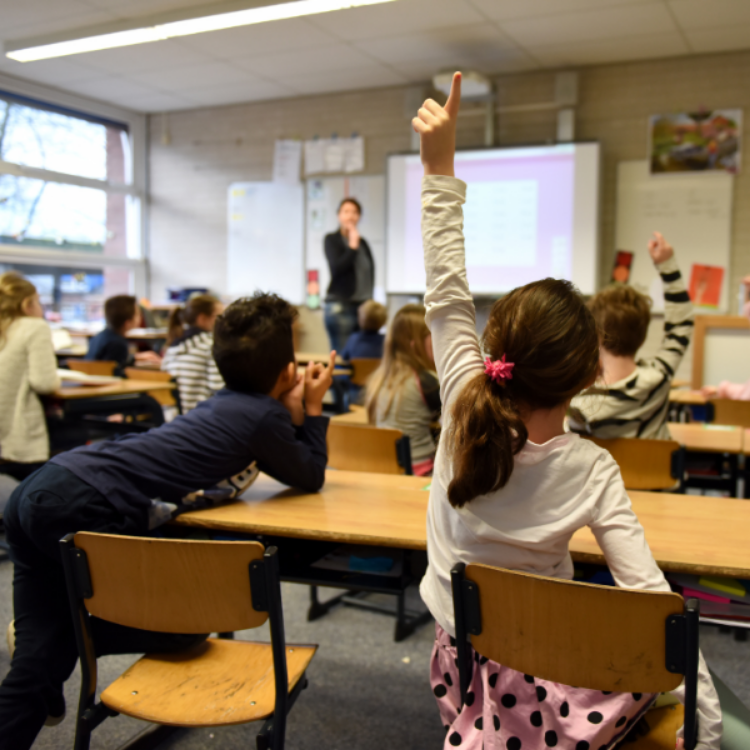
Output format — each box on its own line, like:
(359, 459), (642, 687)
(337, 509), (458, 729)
(54, 379), (174, 400)
(667, 422), (744, 453)
(668, 390), (707, 405)
(174, 471), (750, 579)
(296, 351), (344, 366)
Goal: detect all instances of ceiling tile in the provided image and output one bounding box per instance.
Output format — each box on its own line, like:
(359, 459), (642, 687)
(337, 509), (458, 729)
(356, 24), (519, 65)
(174, 18), (337, 59)
(683, 24), (750, 54)
(238, 43), (379, 78)
(62, 76), (162, 101)
(132, 60), (254, 90)
(276, 65), (408, 96)
(113, 91), (196, 113)
(73, 39), (214, 75)
(668, 0), (750, 29)
(530, 31), (689, 67)
(180, 80), (296, 107)
(0, 56), (101, 86)
(468, 0), (657, 23)
(307, 0), (485, 41)
(500, 3), (677, 48)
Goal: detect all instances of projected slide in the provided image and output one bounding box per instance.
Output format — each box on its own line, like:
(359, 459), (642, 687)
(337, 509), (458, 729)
(386, 143), (599, 295)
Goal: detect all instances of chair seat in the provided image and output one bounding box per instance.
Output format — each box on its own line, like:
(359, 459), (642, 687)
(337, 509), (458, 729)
(101, 638), (317, 727)
(628, 704), (684, 749)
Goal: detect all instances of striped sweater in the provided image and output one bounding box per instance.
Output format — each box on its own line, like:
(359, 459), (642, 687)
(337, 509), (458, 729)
(161, 329), (225, 413)
(569, 255), (693, 440)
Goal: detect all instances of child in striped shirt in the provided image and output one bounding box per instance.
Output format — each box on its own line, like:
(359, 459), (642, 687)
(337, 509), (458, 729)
(569, 235), (693, 439)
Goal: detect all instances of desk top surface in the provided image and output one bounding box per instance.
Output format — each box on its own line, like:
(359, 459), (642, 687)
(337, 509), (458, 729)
(667, 422), (745, 453)
(174, 470), (750, 578)
(53, 379), (174, 400)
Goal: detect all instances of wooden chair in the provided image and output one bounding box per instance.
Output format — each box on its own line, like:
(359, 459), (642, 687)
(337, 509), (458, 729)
(708, 398), (750, 428)
(584, 436), (686, 491)
(326, 422), (412, 475)
(67, 360), (117, 377)
(60, 533), (316, 750)
(451, 563), (699, 749)
(349, 358), (381, 387)
(124, 366), (181, 413)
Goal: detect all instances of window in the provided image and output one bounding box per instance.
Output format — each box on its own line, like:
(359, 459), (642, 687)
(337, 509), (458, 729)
(0, 83), (145, 324)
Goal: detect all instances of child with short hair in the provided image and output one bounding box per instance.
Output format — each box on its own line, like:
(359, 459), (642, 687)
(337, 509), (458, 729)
(412, 73), (720, 750)
(366, 303), (440, 476)
(0, 292), (335, 750)
(162, 293), (225, 412)
(568, 233), (693, 439)
(85, 295), (159, 376)
(340, 299), (387, 361)
(0, 272), (60, 482)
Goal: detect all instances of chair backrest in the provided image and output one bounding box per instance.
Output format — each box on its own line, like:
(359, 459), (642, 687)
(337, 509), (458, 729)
(455, 564), (691, 694)
(709, 398), (750, 428)
(124, 367), (178, 409)
(584, 436), (683, 490)
(349, 358), (381, 387)
(68, 360), (117, 377)
(326, 422), (411, 474)
(70, 533), (268, 633)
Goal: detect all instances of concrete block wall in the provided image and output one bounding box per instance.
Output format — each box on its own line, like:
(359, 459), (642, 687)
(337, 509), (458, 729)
(147, 49), (750, 312)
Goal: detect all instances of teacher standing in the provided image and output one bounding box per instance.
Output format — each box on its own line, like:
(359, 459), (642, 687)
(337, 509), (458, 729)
(323, 197), (375, 353)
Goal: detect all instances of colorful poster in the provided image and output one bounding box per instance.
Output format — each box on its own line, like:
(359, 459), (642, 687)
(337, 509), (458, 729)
(689, 264), (725, 308)
(649, 110), (742, 174)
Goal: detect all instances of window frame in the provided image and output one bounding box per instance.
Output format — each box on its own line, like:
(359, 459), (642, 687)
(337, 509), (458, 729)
(0, 72), (147, 298)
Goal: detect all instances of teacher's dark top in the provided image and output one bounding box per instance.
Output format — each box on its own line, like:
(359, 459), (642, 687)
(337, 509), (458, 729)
(324, 231), (374, 302)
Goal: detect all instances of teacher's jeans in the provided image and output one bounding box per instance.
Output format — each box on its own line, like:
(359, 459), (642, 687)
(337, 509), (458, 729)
(324, 300), (360, 353)
(0, 464), (206, 750)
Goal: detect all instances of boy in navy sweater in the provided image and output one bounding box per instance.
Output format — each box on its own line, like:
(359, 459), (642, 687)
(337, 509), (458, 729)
(0, 293), (334, 750)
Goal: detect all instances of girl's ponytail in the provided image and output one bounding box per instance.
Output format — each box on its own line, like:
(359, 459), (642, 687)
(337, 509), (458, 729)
(447, 373), (527, 508)
(167, 306), (185, 346)
(445, 278), (601, 508)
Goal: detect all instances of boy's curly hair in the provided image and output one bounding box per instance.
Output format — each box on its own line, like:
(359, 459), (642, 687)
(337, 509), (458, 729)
(213, 292), (297, 394)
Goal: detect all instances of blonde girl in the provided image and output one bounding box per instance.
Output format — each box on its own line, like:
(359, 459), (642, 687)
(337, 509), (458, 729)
(366, 303), (440, 475)
(0, 272), (60, 480)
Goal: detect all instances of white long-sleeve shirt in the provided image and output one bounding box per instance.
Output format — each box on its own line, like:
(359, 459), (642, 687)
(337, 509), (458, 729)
(417, 175), (721, 749)
(0, 316), (60, 463)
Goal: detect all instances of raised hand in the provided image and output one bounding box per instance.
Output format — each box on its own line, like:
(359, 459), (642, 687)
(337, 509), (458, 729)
(648, 231), (674, 265)
(304, 351), (337, 417)
(412, 71), (462, 177)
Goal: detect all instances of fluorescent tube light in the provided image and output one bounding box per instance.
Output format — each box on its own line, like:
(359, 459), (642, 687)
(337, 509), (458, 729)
(7, 0), (397, 62)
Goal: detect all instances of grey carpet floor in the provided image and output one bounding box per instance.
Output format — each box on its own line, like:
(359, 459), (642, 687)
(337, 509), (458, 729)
(1, 559), (750, 749)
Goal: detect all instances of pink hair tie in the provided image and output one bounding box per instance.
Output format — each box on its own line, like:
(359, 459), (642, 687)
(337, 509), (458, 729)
(484, 354), (514, 384)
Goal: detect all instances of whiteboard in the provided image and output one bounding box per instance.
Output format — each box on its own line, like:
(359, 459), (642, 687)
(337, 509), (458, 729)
(227, 182), (304, 304)
(615, 160), (733, 312)
(306, 175), (386, 303)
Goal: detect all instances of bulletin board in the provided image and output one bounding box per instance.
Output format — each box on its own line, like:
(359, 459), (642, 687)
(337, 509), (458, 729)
(615, 160), (733, 312)
(305, 175), (386, 304)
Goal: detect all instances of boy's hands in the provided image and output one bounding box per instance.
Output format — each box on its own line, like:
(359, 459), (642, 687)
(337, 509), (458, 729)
(412, 71), (461, 177)
(648, 231), (674, 265)
(279, 371), (305, 426)
(304, 351), (337, 417)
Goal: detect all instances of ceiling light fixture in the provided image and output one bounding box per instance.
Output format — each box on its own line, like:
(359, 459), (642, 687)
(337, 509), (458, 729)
(6, 0), (397, 62)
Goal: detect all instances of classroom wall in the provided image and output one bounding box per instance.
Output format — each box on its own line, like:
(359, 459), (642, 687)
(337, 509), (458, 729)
(147, 48), (750, 307)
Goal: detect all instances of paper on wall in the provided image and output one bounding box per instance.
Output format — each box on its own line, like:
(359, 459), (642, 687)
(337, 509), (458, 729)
(272, 139), (302, 184)
(304, 140), (326, 176)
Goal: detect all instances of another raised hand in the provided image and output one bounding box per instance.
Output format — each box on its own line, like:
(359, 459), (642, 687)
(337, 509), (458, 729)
(304, 350), (337, 417)
(412, 71), (462, 177)
(648, 231), (674, 265)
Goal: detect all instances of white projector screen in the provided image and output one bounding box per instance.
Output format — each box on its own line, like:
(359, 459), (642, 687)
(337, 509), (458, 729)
(386, 143), (600, 295)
